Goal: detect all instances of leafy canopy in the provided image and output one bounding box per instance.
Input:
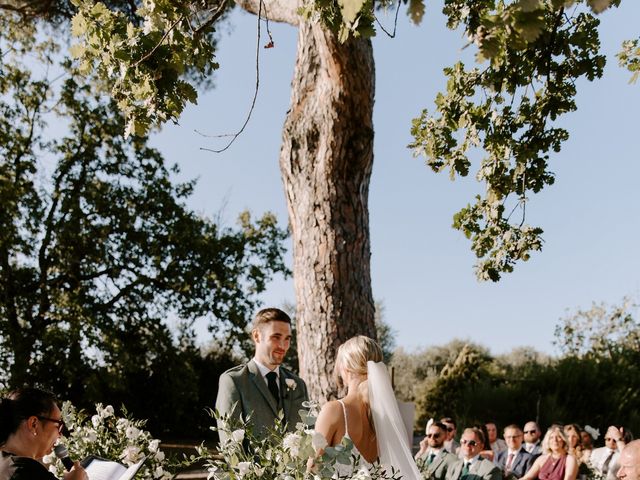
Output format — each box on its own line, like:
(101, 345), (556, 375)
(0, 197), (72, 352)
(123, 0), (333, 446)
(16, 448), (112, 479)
(0, 13), (289, 400)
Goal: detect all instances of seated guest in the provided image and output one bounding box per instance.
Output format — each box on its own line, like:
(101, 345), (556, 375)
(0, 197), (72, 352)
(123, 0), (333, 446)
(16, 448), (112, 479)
(495, 424), (535, 479)
(617, 440), (640, 480)
(0, 387), (87, 480)
(445, 427), (501, 480)
(524, 421), (543, 457)
(591, 426), (633, 480)
(442, 417), (461, 456)
(564, 424), (585, 463)
(487, 422), (507, 457)
(520, 425), (578, 480)
(416, 421), (459, 480)
(581, 425), (599, 462)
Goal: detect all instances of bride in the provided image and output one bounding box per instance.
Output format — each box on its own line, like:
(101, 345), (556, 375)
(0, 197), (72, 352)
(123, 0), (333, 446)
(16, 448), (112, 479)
(313, 335), (422, 479)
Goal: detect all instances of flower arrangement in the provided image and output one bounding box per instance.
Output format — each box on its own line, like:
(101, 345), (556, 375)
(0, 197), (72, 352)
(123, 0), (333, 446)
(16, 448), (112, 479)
(43, 402), (172, 480)
(196, 401), (401, 480)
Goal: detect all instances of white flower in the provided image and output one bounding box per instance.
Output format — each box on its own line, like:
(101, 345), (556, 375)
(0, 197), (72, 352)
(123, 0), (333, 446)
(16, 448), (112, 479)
(285, 379), (296, 391)
(149, 439), (160, 452)
(116, 418), (129, 431)
(154, 450), (165, 462)
(91, 415), (101, 428)
(99, 405), (115, 418)
(282, 432), (302, 456)
(231, 429), (245, 443)
(311, 431), (328, 452)
(121, 445), (141, 464)
(236, 461), (252, 478)
(84, 430), (98, 443)
(154, 466), (165, 478)
(125, 426), (141, 441)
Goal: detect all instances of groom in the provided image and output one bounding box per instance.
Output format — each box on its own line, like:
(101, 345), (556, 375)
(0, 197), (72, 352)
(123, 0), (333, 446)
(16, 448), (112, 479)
(215, 308), (308, 444)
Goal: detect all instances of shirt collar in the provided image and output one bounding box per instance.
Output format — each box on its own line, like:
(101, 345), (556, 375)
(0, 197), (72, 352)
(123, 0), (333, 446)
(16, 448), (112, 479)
(253, 358), (280, 378)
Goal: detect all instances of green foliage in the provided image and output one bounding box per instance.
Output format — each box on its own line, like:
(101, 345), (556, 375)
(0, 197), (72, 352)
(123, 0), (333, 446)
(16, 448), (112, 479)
(0, 14), (289, 436)
(401, 299), (640, 435)
(415, 344), (492, 426)
(205, 404), (401, 480)
(46, 403), (172, 479)
(554, 297), (640, 358)
(410, 0), (613, 281)
(69, 0), (227, 137)
(618, 37), (640, 83)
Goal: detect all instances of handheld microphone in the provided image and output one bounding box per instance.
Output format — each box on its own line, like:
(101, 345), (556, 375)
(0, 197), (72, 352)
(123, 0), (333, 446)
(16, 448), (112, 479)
(54, 444), (74, 471)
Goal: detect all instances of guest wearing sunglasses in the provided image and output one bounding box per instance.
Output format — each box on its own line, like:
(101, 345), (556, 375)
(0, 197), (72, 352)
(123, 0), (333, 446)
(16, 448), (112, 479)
(445, 427), (501, 480)
(591, 426), (633, 480)
(0, 387), (87, 480)
(442, 417), (461, 455)
(416, 421), (459, 480)
(524, 422), (543, 457)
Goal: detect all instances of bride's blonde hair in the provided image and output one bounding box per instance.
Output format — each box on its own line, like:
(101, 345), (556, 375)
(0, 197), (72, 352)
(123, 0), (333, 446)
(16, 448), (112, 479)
(335, 335), (383, 431)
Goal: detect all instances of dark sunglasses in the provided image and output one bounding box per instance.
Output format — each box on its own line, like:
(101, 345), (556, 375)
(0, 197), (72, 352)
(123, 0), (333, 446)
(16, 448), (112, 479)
(37, 416), (65, 433)
(426, 433), (441, 438)
(446, 427), (454, 432)
(461, 439), (477, 446)
(524, 430), (537, 434)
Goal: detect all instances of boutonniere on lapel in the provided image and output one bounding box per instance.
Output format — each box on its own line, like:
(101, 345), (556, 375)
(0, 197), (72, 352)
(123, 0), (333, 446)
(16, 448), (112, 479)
(285, 378), (297, 391)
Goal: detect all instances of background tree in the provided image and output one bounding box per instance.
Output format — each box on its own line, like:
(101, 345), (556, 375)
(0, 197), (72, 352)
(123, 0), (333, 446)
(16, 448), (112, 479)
(4, 0), (637, 401)
(0, 15), (288, 436)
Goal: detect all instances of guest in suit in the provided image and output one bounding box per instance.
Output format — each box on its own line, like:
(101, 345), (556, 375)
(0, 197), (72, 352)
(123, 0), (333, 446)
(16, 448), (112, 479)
(442, 417), (461, 455)
(445, 427), (502, 480)
(524, 421), (543, 457)
(215, 308), (308, 444)
(591, 426), (632, 480)
(617, 440), (640, 480)
(416, 421), (459, 480)
(520, 425), (578, 480)
(495, 425), (534, 479)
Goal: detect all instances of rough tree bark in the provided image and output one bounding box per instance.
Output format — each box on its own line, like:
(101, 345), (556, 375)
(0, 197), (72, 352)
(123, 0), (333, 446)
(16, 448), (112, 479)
(238, 0), (377, 401)
(281, 24), (377, 401)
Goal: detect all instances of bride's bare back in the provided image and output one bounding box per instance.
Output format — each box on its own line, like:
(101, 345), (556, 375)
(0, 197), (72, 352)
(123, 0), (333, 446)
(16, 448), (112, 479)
(315, 396), (378, 463)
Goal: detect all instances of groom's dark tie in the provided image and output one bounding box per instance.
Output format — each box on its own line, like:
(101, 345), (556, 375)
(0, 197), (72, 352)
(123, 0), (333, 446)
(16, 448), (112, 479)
(266, 371), (279, 401)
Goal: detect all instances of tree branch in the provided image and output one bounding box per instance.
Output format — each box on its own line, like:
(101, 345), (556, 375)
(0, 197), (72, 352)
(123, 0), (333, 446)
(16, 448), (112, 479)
(234, 0), (299, 26)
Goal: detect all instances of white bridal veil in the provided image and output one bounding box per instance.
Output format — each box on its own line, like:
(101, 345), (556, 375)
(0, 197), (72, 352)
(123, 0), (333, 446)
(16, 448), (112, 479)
(367, 361), (422, 480)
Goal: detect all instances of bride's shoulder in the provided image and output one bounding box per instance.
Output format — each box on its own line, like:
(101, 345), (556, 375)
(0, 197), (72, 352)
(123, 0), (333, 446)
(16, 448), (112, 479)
(317, 400), (344, 422)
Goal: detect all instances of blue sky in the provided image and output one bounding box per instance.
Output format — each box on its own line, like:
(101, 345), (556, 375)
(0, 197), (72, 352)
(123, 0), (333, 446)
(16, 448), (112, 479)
(152, 2), (640, 356)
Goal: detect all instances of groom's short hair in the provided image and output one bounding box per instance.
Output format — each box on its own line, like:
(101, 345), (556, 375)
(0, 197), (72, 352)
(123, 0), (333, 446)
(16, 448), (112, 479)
(252, 308), (292, 332)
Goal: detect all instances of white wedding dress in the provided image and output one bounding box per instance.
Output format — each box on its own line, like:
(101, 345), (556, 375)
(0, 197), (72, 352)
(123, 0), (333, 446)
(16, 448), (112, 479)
(333, 399), (373, 477)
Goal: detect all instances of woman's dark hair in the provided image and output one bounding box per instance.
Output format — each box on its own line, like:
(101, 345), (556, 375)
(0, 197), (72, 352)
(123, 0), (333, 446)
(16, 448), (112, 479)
(0, 388), (57, 445)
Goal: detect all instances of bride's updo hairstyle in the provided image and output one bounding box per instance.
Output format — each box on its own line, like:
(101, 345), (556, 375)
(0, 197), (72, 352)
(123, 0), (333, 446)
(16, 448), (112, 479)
(335, 336), (383, 431)
(335, 335), (383, 385)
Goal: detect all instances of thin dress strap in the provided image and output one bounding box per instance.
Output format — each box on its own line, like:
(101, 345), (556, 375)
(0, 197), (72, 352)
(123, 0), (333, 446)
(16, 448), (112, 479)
(337, 399), (349, 438)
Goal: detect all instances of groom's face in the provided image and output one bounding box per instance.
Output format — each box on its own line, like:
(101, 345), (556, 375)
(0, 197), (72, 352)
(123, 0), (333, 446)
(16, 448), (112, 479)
(253, 320), (292, 369)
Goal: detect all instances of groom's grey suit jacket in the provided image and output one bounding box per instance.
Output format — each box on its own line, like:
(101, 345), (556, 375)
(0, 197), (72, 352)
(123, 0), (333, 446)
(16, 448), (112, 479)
(215, 359), (308, 444)
(446, 457), (502, 480)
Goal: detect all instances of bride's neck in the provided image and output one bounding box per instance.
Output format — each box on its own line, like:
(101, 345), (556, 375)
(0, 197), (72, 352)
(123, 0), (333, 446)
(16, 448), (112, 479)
(344, 376), (366, 397)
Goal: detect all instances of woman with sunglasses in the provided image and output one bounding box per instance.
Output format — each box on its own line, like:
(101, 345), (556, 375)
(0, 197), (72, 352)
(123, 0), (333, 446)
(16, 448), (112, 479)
(0, 387), (87, 480)
(520, 425), (578, 480)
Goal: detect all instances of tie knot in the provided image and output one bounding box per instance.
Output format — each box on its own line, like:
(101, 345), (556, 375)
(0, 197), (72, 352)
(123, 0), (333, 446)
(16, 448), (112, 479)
(266, 371), (277, 380)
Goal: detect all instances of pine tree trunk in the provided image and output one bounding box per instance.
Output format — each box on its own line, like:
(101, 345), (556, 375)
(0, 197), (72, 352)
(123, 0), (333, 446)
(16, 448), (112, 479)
(279, 22), (376, 401)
